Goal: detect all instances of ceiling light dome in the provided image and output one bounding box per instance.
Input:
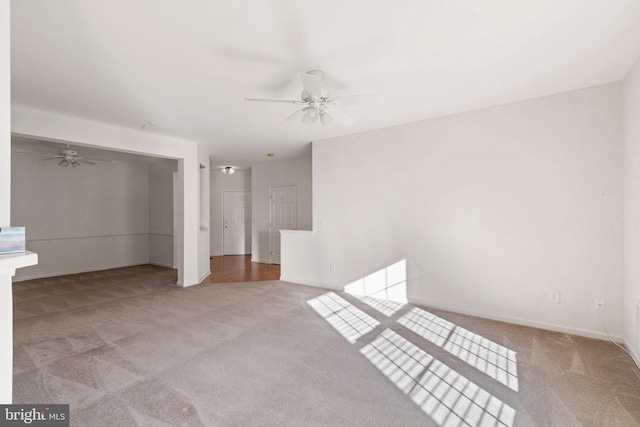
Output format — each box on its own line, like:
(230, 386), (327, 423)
(301, 107), (319, 125)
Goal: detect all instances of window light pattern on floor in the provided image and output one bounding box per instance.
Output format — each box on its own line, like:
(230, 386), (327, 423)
(361, 329), (515, 427)
(398, 307), (456, 346)
(352, 295), (406, 318)
(344, 260), (408, 316)
(361, 328), (435, 393)
(399, 307), (518, 391)
(307, 292), (380, 344)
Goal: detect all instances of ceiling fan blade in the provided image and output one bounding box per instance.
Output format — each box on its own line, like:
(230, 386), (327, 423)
(245, 97), (303, 104)
(261, 72), (299, 93)
(300, 73), (322, 99)
(15, 151), (59, 157)
(328, 106), (355, 126)
(281, 108), (306, 125)
(78, 159), (97, 165)
(81, 156), (110, 162)
(331, 95), (385, 105)
(38, 156), (64, 161)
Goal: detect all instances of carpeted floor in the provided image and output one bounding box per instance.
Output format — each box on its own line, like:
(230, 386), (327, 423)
(11, 265), (640, 426)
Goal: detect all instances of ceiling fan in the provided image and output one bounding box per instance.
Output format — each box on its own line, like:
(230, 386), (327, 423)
(15, 145), (108, 168)
(245, 70), (384, 126)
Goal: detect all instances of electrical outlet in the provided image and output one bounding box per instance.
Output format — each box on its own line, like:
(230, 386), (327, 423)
(329, 264), (336, 273)
(548, 291), (560, 304)
(595, 299), (605, 310)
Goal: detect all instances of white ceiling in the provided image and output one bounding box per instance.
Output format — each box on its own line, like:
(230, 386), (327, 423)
(10, 1), (640, 169)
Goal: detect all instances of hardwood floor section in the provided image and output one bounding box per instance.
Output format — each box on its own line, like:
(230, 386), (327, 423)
(204, 255), (280, 283)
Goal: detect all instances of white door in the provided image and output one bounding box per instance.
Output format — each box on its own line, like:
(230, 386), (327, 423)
(223, 191), (251, 255)
(269, 185), (297, 264)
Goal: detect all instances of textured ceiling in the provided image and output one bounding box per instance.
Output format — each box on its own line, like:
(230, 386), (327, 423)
(11, 0), (640, 168)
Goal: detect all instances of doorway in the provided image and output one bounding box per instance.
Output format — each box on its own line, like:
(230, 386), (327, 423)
(269, 185), (297, 264)
(223, 191), (251, 255)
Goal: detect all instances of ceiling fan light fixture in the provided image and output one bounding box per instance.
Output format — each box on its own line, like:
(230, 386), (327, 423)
(245, 70), (381, 127)
(301, 107), (318, 125)
(58, 159), (69, 168)
(221, 166), (235, 175)
(71, 161), (79, 168)
(320, 111), (333, 126)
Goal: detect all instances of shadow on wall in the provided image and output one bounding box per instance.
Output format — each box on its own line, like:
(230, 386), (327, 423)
(306, 260), (518, 427)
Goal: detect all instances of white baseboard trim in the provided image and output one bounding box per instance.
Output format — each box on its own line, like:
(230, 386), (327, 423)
(412, 297), (623, 343)
(623, 339), (640, 368)
(149, 261), (174, 269)
(12, 262), (150, 282)
(279, 276), (340, 290)
(277, 277), (625, 343)
(198, 270), (211, 283)
(279, 276), (316, 287)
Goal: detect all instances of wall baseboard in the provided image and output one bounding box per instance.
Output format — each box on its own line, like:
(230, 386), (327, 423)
(198, 270), (211, 283)
(279, 277), (625, 343)
(12, 262), (151, 282)
(149, 261), (175, 269)
(279, 276), (338, 290)
(624, 339), (640, 368)
(410, 296), (624, 343)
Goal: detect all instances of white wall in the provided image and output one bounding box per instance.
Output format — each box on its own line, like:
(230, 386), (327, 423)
(1, 0), (13, 404)
(149, 159), (177, 268)
(283, 83), (623, 340)
(11, 154), (183, 279)
(11, 151), (151, 280)
(252, 150), (313, 264)
(623, 58), (640, 363)
(11, 106), (202, 286)
(0, 1), (9, 225)
(210, 169), (251, 256)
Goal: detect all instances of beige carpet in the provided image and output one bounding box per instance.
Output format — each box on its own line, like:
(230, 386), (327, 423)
(12, 265), (640, 426)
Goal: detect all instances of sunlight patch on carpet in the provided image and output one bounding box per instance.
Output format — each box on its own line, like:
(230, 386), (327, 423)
(399, 307), (518, 391)
(361, 329), (516, 427)
(307, 292), (379, 343)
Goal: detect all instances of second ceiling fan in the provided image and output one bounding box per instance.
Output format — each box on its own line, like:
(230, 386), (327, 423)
(15, 145), (109, 168)
(245, 70), (384, 126)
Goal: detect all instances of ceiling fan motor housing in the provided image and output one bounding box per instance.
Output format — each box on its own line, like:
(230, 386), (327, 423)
(245, 70), (378, 126)
(301, 88), (329, 103)
(60, 149), (78, 157)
